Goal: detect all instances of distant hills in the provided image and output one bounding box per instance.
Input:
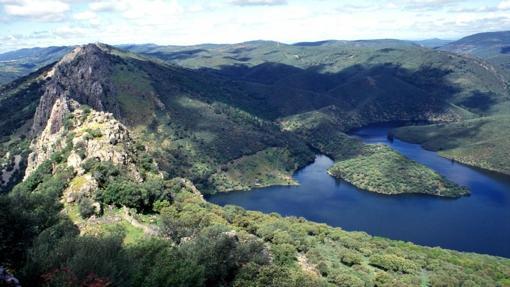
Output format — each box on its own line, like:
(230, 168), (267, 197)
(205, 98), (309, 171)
(440, 31), (510, 70)
(1, 37), (510, 286)
(0, 46), (73, 85)
(413, 38), (453, 48)
(1, 31), (510, 177)
(440, 31), (510, 57)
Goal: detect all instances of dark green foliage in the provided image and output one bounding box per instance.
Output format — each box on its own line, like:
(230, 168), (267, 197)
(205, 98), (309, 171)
(0, 74), (47, 138)
(20, 223), (273, 287)
(271, 243), (297, 266)
(180, 225), (267, 285)
(128, 239), (205, 287)
(96, 177), (171, 213)
(82, 159), (120, 187)
(78, 197), (95, 218)
(0, 156), (73, 270)
(21, 233), (131, 286)
(2, 41), (510, 287)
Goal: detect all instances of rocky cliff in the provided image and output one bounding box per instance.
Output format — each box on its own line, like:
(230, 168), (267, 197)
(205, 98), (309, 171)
(31, 44), (120, 136)
(26, 98), (142, 180)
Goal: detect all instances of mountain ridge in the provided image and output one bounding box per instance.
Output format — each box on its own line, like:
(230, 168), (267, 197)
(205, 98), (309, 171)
(0, 42), (509, 286)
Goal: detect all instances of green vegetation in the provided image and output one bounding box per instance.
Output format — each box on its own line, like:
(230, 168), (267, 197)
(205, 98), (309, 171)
(393, 116), (510, 175)
(2, 161), (509, 286)
(329, 145), (469, 197)
(0, 46), (73, 85)
(210, 147), (301, 192)
(1, 41), (510, 286)
(111, 63), (158, 126)
(78, 197), (96, 218)
(279, 108), (469, 197)
(440, 31), (510, 71)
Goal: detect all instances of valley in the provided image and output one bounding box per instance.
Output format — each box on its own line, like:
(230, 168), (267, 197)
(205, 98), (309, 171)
(0, 31), (510, 286)
(208, 124), (510, 258)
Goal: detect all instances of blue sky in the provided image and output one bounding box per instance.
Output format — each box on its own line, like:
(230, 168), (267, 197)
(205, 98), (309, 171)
(1, 0), (509, 52)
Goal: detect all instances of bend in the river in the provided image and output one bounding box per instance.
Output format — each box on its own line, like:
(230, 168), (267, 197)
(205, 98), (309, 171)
(207, 124), (510, 258)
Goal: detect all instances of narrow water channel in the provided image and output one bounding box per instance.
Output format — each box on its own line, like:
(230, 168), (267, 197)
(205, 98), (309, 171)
(207, 124), (510, 257)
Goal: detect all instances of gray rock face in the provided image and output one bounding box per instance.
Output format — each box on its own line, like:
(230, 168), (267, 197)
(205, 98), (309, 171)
(26, 99), (142, 181)
(31, 44), (120, 136)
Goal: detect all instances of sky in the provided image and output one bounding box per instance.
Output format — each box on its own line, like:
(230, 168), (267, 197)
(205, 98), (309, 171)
(1, 0), (510, 52)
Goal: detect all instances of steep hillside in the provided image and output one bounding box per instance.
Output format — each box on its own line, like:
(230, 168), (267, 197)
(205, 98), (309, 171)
(0, 43), (315, 194)
(1, 85), (509, 287)
(129, 39), (509, 176)
(3, 42), (508, 194)
(127, 40), (510, 119)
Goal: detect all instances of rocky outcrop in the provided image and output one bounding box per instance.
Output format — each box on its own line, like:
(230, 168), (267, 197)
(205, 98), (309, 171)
(25, 97), (73, 176)
(31, 43), (121, 136)
(26, 98), (142, 181)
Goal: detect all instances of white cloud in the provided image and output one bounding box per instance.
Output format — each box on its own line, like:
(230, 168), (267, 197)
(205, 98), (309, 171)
(89, 0), (126, 12)
(230, 0), (287, 7)
(121, 0), (182, 20)
(2, 0), (69, 20)
(73, 10), (96, 20)
(401, 0), (464, 11)
(2, 0), (510, 53)
(84, 0), (182, 23)
(498, 0), (510, 10)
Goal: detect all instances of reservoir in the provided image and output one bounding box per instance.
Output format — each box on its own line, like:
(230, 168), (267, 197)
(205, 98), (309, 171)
(206, 124), (510, 258)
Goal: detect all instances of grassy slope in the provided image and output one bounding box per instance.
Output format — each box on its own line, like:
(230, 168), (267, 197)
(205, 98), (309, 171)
(328, 145), (469, 197)
(174, 196), (510, 286)
(97, 48), (316, 193)
(0, 46), (509, 284)
(3, 43), (509, 188)
(0, 45), (316, 194)
(210, 147), (299, 192)
(393, 116), (510, 175)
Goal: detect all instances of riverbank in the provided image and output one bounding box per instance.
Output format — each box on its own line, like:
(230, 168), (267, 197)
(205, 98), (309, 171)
(328, 144), (469, 197)
(207, 124), (510, 257)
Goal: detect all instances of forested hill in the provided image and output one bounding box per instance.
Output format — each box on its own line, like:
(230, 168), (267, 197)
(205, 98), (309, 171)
(0, 43), (509, 286)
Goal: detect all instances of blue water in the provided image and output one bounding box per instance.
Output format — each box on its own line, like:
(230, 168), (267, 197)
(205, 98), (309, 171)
(207, 124), (510, 257)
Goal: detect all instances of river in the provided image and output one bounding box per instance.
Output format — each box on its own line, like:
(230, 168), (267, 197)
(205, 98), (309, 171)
(206, 124), (510, 257)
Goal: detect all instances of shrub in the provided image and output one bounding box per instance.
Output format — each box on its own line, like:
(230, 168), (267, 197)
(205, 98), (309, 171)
(78, 197), (96, 218)
(96, 177), (171, 213)
(271, 243), (297, 266)
(329, 273), (365, 287)
(83, 128), (102, 140)
(369, 254), (418, 274)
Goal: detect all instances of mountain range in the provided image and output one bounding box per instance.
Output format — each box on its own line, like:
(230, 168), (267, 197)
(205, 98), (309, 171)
(1, 32), (510, 286)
